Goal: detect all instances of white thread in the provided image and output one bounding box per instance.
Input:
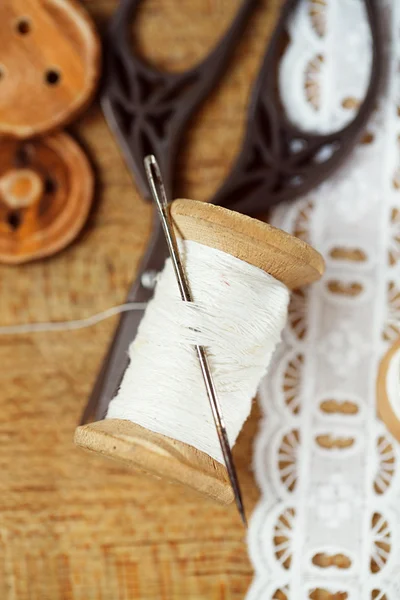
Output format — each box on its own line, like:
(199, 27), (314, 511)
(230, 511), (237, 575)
(0, 302), (147, 335)
(107, 240), (290, 464)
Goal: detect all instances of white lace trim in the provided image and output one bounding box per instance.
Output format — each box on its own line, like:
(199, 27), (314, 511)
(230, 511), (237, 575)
(247, 1), (400, 598)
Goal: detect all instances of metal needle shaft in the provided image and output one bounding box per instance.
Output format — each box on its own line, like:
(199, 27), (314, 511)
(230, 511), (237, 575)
(144, 154), (247, 527)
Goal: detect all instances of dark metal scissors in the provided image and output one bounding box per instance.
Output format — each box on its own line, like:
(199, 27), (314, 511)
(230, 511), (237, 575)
(81, 0), (258, 423)
(82, 0), (383, 426)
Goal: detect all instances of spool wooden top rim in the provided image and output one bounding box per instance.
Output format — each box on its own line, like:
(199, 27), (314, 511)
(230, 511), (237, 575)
(171, 199), (325, 290)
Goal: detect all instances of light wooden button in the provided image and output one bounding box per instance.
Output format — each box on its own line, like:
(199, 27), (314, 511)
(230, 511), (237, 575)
(0, 132), (94, 264)
(0, 0), (101, 138)
(377, 339), (400, 442)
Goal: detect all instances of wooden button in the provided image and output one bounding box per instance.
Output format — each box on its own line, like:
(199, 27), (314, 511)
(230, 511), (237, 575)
(377, 339), (400, 442)
(0, 132), (94, 264)
(0, 0), (101, 138)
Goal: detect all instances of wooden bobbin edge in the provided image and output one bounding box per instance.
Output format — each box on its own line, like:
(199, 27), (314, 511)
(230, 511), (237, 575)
(75, 420), (234, 504)
(75, 199), (325, 504)
(377, 339), (400, 442)
(74, 419), (233, 504)
(171, 199), (325, 289)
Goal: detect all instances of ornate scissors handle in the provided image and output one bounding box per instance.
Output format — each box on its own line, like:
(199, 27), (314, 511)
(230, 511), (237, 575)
(211, 0), (383, 215)
(82, 0), (258, 423)
(101, 0), (258, 200)
(82, 0), (383, 424)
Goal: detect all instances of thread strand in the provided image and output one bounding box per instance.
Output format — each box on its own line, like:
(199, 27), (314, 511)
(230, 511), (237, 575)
(0, 302), (147, 335)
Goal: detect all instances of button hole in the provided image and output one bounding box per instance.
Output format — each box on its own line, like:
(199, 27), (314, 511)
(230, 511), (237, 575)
(15, 145), (34, 167)
(45, 69), (61, 86)
(7, 211), (22, 230)
(44, 177), (57, 194)
(16, 17), (31, 35)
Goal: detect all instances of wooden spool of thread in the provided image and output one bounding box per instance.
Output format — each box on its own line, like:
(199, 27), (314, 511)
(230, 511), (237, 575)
(75, 200), (324, 504)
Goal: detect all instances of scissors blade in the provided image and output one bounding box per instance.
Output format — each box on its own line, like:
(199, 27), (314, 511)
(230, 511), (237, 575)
(80, 219), (167, 423)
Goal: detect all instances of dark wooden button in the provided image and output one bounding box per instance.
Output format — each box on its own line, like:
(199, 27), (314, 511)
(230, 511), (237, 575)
(0, 132), (94, 264)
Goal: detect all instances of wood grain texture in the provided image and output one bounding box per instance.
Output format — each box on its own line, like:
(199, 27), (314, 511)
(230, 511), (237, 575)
(0, 0), (100, 138)
(0, 0), (284, 598)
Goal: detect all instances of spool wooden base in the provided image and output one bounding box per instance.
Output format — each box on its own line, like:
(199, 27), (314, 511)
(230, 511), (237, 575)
(75, 419), (234, 503)
(75, 199), (324, 504)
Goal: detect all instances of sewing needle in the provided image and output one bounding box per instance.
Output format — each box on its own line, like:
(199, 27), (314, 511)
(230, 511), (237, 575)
(144, 154), (247, 527)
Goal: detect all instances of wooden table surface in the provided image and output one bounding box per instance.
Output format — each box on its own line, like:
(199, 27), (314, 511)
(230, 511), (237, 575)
(0, 1), (282, 598)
